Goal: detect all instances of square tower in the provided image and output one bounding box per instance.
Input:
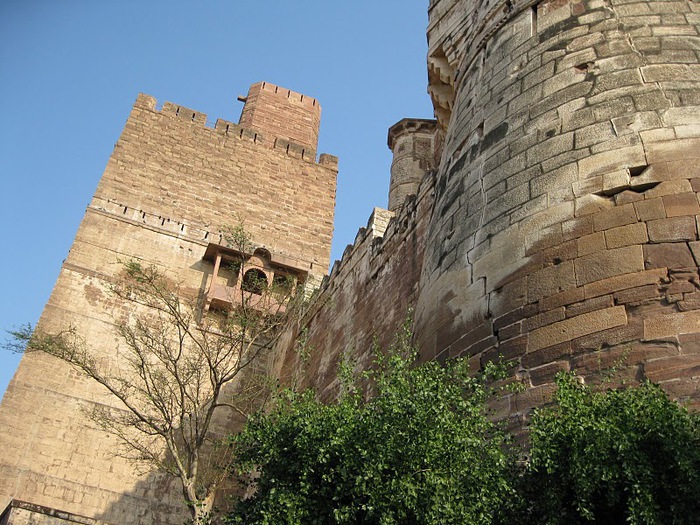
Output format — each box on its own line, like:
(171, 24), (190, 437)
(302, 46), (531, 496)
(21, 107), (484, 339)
(0, 82), (337, 524)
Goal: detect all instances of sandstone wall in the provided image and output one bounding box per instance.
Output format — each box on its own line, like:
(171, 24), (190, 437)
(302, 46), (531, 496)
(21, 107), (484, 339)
(271, 174), (435, 400)
(416, 0), (700, 429)
(0, 89), (337, 524)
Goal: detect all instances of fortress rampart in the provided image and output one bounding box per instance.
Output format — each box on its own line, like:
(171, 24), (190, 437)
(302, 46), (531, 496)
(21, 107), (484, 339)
(415, 0), (700, 427)
(273, 0), (700, 430)
(2, 1), (700, 523)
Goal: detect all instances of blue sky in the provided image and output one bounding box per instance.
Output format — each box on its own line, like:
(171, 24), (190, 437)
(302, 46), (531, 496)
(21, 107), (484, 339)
(0, 1), (433, 396)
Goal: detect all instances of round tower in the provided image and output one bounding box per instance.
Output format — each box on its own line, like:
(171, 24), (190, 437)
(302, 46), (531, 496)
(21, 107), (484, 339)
(416, 0), (700, 425)
(387, 118), (438, 212)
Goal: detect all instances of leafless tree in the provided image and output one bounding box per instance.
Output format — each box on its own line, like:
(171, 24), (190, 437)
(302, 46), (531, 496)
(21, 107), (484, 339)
(11, 221), (301, 524)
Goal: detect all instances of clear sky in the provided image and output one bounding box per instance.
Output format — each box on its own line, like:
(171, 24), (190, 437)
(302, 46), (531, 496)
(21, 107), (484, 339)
(0, 1), (434, 396)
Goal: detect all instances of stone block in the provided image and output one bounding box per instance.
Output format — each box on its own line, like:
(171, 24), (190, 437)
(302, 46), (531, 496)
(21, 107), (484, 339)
(646, 216), (697, 242)
(645, 355), (700, 383)
(522, 341), (572, 369)
(644, 310), (700, 339)
(662, 192), (700, 217)
(578, 144), (647, 177)
(566, 294), (614, 318)
(592, 203), (638, 231)
(528, 261), (576, 302)
(640, 64), (700, 82)
(577, 231), (606, 256)
(604, 222), (649, 248)
(539, 286), (586, 311)
(583, 268), (668, 298)
(614, 284), (662, 305)
(634, 197), (667, 221)
(528, 306), (628, 352)
(575, 194), (615, 216)
(611, 110), (662, 136)
(574, 245), (645, 285)
(529, 360), (570, 386)
(523, 307), (566, 332)
(645, 137), (700, 163)
(644, 242), (697, 269)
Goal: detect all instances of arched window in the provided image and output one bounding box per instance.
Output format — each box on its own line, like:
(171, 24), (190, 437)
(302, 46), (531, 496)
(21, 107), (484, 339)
(241, 268), (268, 295)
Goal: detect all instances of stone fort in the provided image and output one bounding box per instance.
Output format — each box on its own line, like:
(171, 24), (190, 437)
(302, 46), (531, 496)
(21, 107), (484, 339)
(2, 0), (700, 523)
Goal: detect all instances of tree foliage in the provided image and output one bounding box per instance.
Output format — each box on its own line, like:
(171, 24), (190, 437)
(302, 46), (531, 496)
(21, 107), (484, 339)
(227, 328), (521, 525)
(522, 372), (700, 525)
(226, 335), (700, 525)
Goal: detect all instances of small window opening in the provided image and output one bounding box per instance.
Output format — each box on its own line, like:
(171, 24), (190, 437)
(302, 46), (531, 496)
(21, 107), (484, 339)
(272, 273), (295, 297)
(242, 269), (268, 295)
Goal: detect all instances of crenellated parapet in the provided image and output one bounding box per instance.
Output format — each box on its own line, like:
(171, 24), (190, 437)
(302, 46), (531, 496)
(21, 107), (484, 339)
(134, 93), (337, 168)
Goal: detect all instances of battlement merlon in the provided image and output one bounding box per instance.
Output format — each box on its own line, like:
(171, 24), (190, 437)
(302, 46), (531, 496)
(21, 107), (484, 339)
(238, 81), (322, 152)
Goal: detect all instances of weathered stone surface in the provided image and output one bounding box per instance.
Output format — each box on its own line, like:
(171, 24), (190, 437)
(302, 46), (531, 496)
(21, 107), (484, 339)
(529, 306), (628, 352)
(5, 0), (700, 521)
(0, 85), (338, 524)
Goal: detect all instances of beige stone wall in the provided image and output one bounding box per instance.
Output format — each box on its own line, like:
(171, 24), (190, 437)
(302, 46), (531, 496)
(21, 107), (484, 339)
(0, 88), (337, 524)
(416, 0), (700, 430)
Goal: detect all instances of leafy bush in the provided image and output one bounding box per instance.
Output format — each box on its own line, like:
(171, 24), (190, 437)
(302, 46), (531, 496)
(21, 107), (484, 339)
(227, 335), (520, 525)
(523, 373), (700, 525)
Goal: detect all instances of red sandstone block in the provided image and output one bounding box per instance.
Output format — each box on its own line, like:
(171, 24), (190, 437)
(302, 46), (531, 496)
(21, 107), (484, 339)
(604, 222), (649, 248)
(494, 303), (539, 331)
(523, 307), (566, 332)
(680, 333), (700, 355)
(497, 322), (523, 340)
(644, 309), (700, 339)
(528, 261), (576, 302)
(543, 239), (578, 265)
(529, 306), (628, 351)
(592, 203), (638, 231)
(577, 231), (606, 256)
(583, 267), (667, 298)
(574, 244), (645, 285)
(613, 284), (662, 305)
(562, 216), (594, 241)
(571, 317), (645, 354)
(522, 341), (572, 369)
(647, 216), (697, 242)
(529, 361), (570, 386)
(634, 197), (666, 221)
(644, 242), (696, 270)
(662, 192), (700, 217)
(679, 291), (700, 312)
(539, 286), (585, 311)
(490, 277), (528, 318)
(645, 355), (700, 383)
(566, 294), (614, 317)
(644, 179), (694, 198)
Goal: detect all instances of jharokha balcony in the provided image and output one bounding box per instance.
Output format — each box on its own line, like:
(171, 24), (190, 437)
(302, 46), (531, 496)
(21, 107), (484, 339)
(201, 242), (307, 315)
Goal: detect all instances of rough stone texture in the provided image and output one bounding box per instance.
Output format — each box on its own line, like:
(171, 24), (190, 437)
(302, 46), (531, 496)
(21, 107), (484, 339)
(274, 0), (700, 437)
(3, 0), (700, 521)
(0, 85), (337, 524)
(387, 119), (438, 212)
(415, 0), (700, 425)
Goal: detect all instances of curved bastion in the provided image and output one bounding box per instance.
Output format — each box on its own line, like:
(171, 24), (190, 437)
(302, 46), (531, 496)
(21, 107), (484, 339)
(415, 0), (700, 426)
